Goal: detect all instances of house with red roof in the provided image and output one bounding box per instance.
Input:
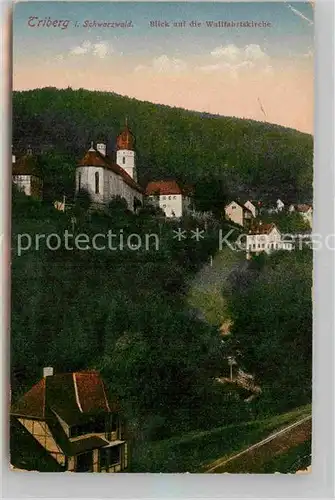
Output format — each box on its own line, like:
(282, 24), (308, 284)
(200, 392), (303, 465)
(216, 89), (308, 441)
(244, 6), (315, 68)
(76, 122), (143, 211)
(145, 180), (192, 218)
(10, 368), (128, 473)
(12, 146), (43, 200)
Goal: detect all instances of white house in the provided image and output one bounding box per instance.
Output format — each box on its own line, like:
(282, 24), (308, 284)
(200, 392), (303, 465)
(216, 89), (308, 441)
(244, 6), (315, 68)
(12, 146), (43, 199)
(276, 199), (285, 212)
(246, 222), (294, 257)
(145, 180), (191, 218)
(296, 204), (313, 228)
(243, 200), (260, 218)
(225, 201), (253, 227)
(76, 124), (143, 211)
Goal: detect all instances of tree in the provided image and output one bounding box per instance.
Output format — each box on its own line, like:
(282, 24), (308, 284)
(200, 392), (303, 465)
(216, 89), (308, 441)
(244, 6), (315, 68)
(226, 249), (312, 411)
(74, 188), (91, 212)
(193, 176), (227, 218)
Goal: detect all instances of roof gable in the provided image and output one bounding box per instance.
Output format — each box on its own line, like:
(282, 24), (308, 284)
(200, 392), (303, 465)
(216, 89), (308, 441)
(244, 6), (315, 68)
(249, 222), (279, 235)
(11, 378), (46, 419)
(11, 371), (117, 424)
(226, 201), (253, 214)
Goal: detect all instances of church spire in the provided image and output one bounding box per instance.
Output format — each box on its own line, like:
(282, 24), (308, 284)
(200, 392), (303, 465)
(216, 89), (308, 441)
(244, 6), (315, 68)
(116, 120), (134, 151)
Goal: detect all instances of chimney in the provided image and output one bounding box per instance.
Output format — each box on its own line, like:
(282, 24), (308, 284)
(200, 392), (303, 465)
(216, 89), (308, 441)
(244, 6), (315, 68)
(96, 143), (106, 157)
(43, 367), (54, 377)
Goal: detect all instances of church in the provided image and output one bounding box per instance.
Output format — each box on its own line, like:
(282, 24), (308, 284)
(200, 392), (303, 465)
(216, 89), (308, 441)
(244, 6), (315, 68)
(76, 123), (143, 211)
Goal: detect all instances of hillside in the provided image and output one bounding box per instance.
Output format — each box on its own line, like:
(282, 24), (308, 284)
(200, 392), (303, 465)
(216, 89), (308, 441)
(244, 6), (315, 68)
(12, 87), (313, 202)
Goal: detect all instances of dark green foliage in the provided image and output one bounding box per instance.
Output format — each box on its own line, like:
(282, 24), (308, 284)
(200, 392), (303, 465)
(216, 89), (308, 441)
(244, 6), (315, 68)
(226, 249), (312, 413)
(74, 188), (92, 211)
(13, 88), (313, 202)
(193, 176), (227, 218)
(257, 211), (310, 233)
(11, 194), (234, 439)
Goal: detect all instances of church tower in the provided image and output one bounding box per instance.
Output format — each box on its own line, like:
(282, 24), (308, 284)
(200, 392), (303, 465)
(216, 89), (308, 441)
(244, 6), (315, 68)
(116, 120), (137, 182)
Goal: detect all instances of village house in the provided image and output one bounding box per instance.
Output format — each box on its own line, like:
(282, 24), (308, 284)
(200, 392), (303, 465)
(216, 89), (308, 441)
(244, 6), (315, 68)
(295, 204), (313, 228)
(10, 369), (127, 473)
(145, 180), (192, 218)
(12, 146), (43, 200)
(76, 123), (143, 211)
(246, 222), (294, 257)
(276, 198), (285, 212)
(224, 201), (253, 227)
(243, 200), (260, 218)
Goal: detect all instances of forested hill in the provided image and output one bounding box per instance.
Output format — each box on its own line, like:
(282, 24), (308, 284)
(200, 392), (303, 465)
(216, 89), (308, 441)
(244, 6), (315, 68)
(13, 87), (313, 202)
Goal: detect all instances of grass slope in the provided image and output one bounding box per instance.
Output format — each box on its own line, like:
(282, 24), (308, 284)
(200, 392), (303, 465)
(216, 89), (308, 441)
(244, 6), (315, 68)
(129, 405), (311, 473)
(187, 246), (245, 326)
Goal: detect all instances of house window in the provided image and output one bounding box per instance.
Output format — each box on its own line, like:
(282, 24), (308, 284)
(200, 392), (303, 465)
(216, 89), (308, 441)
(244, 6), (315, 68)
(100, 446), (120, 469)
(122, 157), (125, 165)
(232, 205), (236, 209)
(76, 451), (93, 472)
(162, 196), (166, 200)
(173, 196), (177, 200)
(168, 196), (171, 200)
(95, 172), (99, 194)
(78, 172), (82, 191)
(70, 415), (106, 438)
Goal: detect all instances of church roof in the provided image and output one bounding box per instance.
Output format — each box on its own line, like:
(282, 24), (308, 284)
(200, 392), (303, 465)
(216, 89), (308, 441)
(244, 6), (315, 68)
(145, 180), (183, 196)
(116, 124), (134, 151)
(11, 370), (118, 425)
(12, 154), (39, 176)
(77, 148), (143, 194)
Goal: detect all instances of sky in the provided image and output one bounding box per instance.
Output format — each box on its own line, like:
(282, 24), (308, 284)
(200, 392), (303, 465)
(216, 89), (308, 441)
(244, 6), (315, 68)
(13, 2), (314, 133)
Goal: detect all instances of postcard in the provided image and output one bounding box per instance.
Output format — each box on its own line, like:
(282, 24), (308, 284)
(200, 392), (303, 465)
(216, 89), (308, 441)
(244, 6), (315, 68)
(10, 1), (313, 473)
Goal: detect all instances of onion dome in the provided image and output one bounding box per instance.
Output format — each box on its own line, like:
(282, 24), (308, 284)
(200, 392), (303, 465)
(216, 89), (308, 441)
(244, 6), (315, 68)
(116, 121), (135, 151)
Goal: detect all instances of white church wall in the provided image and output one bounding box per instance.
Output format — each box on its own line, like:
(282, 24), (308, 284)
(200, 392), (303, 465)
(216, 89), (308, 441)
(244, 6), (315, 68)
(103, 169), (142, 212)
(104, 169), (120, 205)
(76, 166), (105, 204)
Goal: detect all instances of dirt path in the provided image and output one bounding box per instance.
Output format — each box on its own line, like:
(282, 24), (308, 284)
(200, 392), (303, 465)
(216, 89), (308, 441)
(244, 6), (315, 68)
(204, 415), (312, 474)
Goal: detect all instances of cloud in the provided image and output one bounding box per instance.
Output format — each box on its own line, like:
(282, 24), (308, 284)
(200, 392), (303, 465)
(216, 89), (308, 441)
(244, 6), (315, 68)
(211, 43), (268, 62)
(70, 40), (92, 56)
(198, 43), (270, 76)
(210, 44), (241, 61)
(92, 42), (110, 58)
(68, 40), (112, 58)
(135, 55), (187, 74)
